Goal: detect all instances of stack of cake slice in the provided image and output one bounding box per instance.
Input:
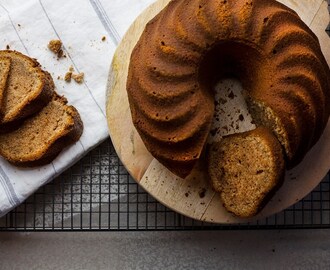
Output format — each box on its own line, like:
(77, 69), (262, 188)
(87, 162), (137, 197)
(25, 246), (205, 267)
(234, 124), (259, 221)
(0, 50), (83, 167)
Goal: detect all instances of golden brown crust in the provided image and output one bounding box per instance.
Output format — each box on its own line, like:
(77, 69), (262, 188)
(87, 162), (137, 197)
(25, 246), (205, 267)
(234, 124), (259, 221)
(0, 56), (11, 120)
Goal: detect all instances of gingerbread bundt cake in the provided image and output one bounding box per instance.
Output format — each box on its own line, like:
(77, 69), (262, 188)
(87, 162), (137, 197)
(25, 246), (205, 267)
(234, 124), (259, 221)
(127, 0), (330, 178)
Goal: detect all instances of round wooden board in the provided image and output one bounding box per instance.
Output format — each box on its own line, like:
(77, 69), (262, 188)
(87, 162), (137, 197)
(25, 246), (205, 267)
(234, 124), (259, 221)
(106, 0), (330, 223)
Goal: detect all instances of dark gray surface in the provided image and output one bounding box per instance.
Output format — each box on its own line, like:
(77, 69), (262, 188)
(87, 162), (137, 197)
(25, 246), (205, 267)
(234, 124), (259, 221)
(0, 230), (330, 270)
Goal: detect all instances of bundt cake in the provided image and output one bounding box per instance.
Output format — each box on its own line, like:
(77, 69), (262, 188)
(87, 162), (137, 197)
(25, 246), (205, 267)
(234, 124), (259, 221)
(208, 127), (285, 217)
(127, 0), (330, 178)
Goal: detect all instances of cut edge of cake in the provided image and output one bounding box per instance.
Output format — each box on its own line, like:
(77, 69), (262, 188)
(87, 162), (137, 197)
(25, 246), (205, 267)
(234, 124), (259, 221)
(0, 93), (83, 167)
(0, 50), (55, 132)
(207, 126), (285, 218)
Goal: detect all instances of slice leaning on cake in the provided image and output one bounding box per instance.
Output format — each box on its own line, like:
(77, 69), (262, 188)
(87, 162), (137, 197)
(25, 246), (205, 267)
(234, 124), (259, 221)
(0, 50), (83, 166)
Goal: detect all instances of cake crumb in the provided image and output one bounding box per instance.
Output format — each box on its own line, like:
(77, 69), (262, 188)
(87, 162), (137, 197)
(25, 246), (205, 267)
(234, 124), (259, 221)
(101, 36), (106, 41)
(198, 188), (207, 198)
(48, 39), (62, 53)
(6, 45), (10, 50)
(57, 49), (64, 58)
(48, 39), (65, 59)
(72, 72), (84, 84)
(64, 71), (72, 82)
(64, 66), (84, 84)
(57, 76), (61, 80)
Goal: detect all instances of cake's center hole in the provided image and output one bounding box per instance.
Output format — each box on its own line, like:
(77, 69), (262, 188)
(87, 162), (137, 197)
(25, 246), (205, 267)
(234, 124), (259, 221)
(207, 78), (256, 144)
(198, 41), (265, 143)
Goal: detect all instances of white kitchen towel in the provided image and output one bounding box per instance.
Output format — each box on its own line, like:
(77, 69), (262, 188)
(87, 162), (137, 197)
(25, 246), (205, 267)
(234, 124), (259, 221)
(0, 0), (155, 217)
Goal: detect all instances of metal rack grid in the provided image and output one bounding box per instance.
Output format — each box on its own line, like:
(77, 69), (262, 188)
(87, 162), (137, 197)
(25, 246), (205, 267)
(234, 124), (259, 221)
(0, 138), (329, 231)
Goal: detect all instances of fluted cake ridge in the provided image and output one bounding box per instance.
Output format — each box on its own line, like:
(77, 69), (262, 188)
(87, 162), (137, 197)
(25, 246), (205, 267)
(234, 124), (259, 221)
(127, 0), (330, 178)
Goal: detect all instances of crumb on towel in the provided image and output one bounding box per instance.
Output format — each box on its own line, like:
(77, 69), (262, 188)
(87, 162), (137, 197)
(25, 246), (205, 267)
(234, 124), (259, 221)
(48, 39), (65, 59)
(72, 72), (84, 84)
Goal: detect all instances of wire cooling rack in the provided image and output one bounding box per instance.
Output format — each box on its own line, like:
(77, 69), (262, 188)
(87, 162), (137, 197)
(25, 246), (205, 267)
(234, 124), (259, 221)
(0, 138), (329, 231)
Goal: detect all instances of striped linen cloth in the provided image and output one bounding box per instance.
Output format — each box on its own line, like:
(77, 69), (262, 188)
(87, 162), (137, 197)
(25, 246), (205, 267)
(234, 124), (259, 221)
(0, 0), (155, 217)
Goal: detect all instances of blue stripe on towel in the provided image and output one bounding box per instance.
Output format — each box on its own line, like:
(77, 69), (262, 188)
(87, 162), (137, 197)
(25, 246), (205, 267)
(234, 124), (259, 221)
(89, 0), (121, 45)
(0, 165), (20, 206)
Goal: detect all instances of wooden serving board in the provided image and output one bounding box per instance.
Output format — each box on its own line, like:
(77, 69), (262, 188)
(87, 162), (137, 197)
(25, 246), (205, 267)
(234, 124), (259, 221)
(106, 0), (330, 223)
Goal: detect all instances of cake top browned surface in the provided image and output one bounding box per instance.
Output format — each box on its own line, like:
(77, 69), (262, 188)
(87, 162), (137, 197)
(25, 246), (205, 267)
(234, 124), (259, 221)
(127, 0), (330, 178)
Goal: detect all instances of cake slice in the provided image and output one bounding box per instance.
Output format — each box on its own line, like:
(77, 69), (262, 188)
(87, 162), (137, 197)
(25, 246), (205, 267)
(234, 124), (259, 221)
(0, 93), (83, 166)
(0, 50), (54, 131)
(208, 127), (285, 218)
(0, 57), (11, 118)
